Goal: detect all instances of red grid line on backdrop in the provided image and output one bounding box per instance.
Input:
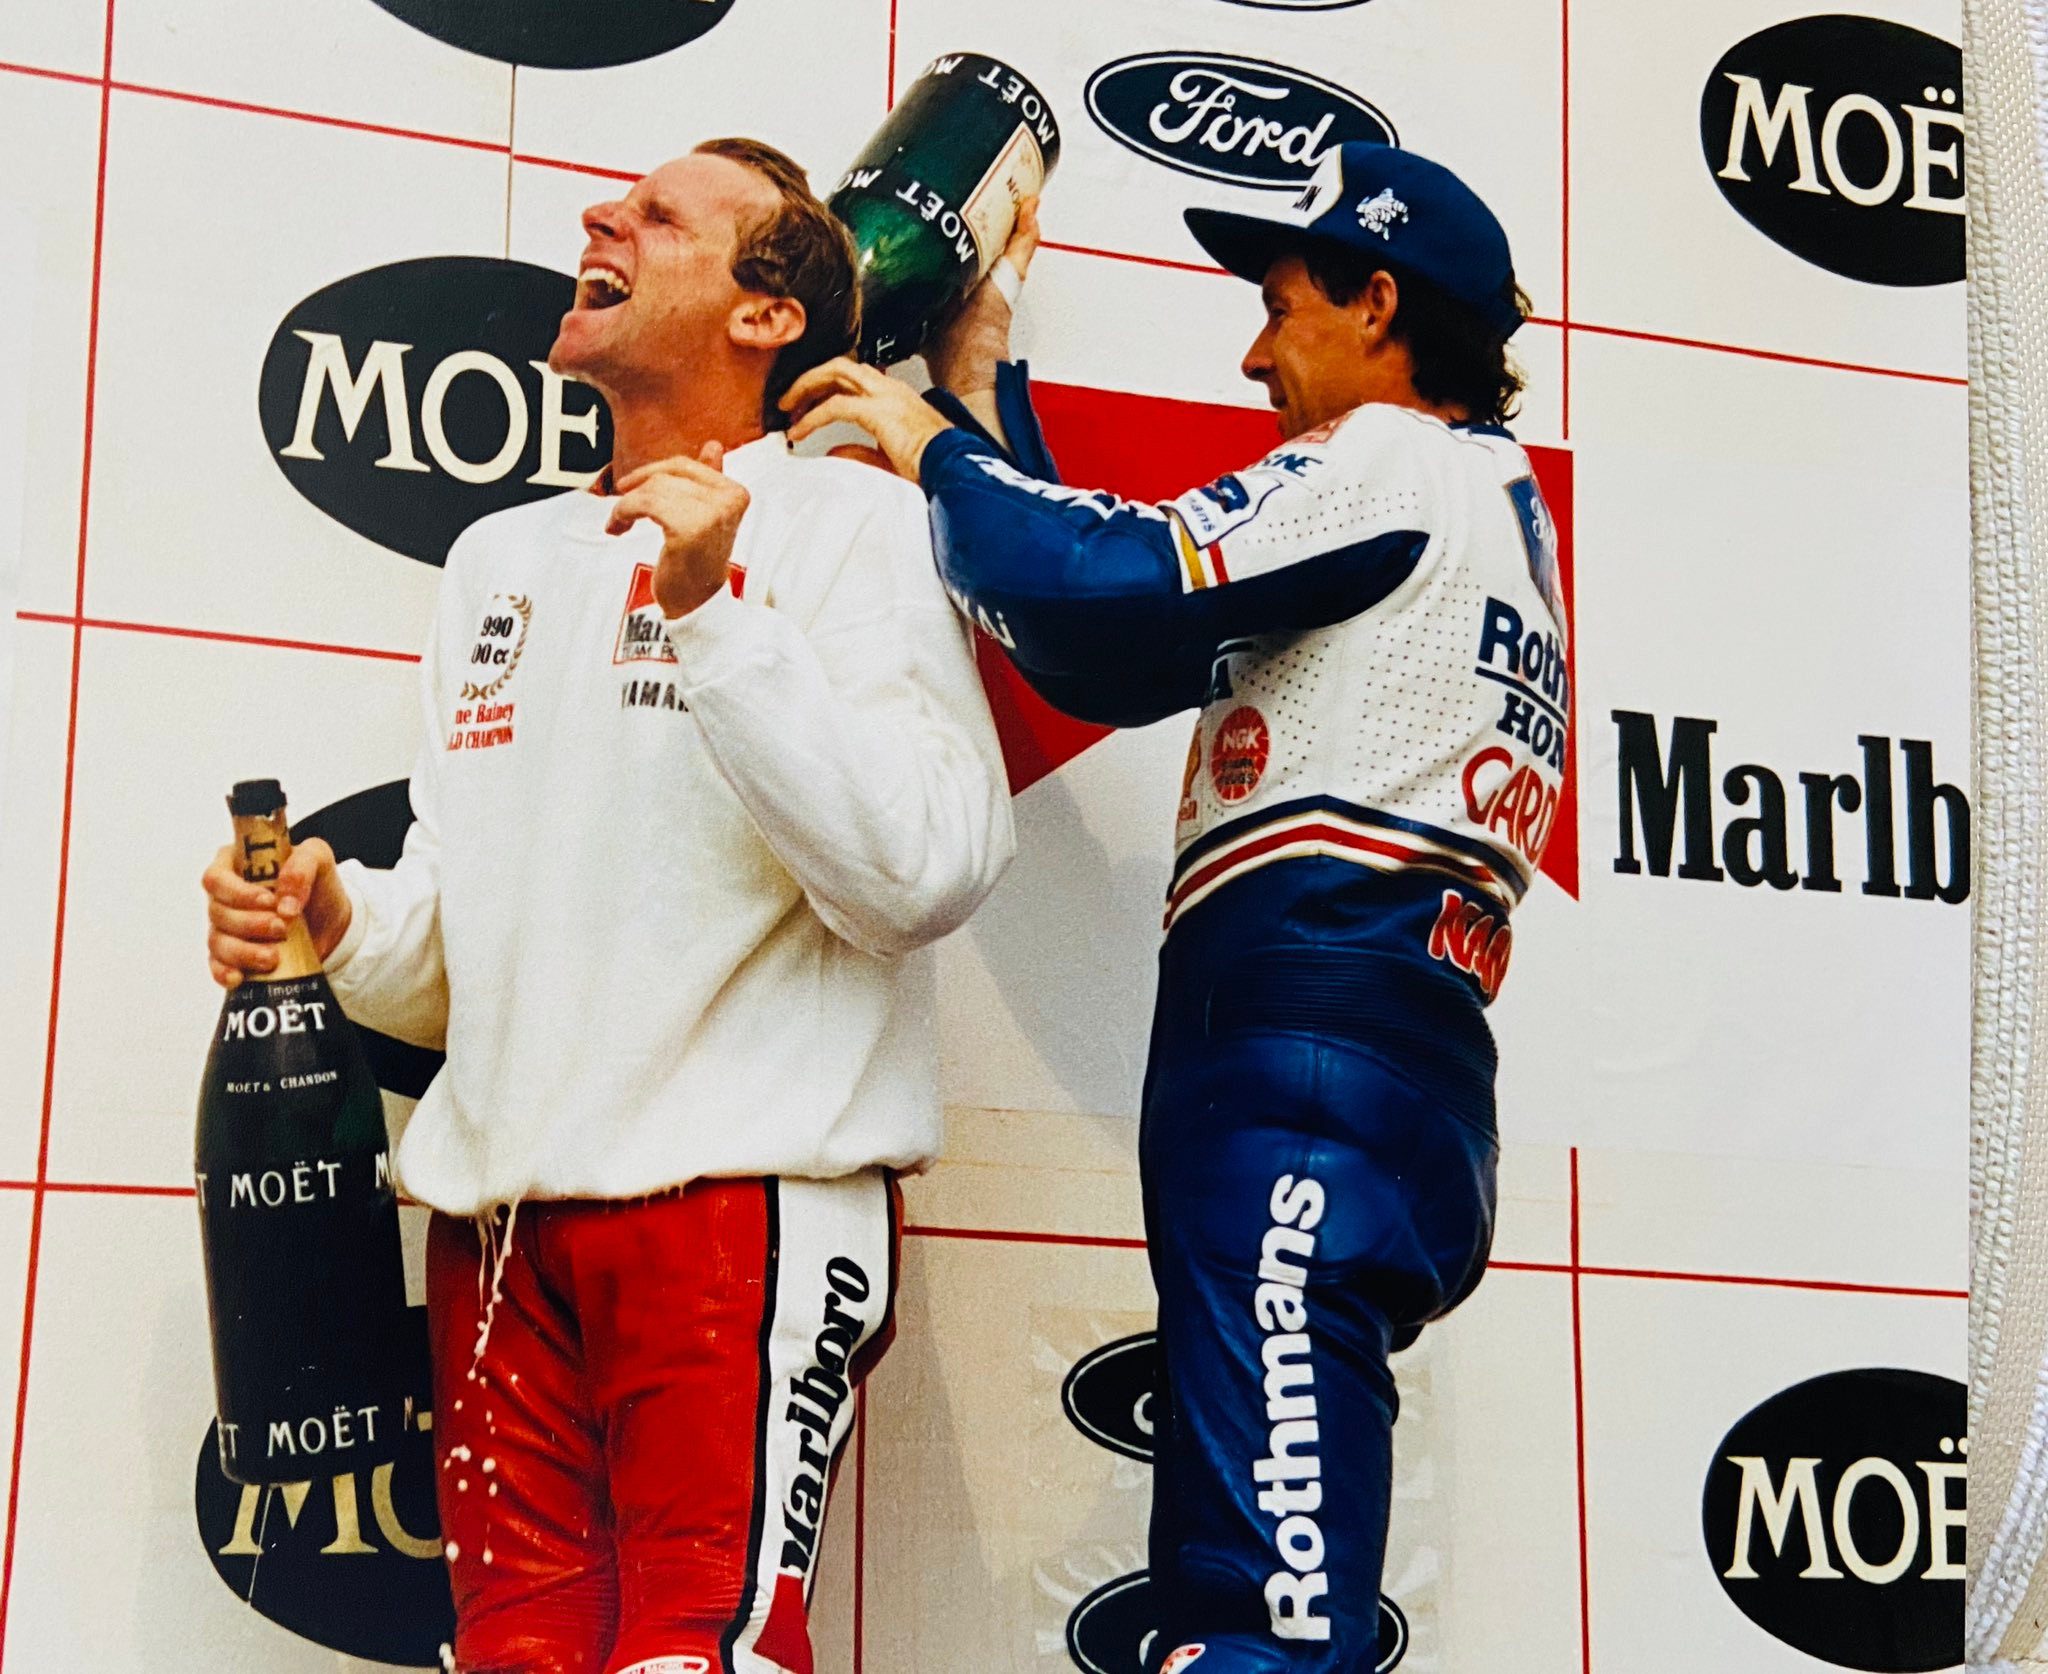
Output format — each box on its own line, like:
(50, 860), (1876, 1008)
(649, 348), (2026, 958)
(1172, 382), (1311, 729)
(893, 1222), (1964, 1299)
(14, 609), (425, 663)
(0, 12), (1967, 1671)
(0, 1176), (1968, 1296)
(0, 57), (1968, 393)
(1, 0), (116, 1659)
(886, 0), (899, 108)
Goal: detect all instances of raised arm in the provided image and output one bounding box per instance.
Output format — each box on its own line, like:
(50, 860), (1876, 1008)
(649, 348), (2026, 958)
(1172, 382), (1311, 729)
(916, 410), (1433, 719)
(623, 462), (1015, 959)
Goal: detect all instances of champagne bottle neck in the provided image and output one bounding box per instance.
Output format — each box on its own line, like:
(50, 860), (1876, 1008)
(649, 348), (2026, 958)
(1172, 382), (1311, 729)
(230, 810), (324, 983)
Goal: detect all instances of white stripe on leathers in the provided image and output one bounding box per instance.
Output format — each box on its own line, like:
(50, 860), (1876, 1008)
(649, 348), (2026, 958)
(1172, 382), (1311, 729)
(733, 1170), (894, 1674)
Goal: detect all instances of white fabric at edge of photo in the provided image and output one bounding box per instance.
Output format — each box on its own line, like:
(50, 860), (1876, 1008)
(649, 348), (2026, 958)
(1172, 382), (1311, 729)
(1969, 0), (2048, 1666)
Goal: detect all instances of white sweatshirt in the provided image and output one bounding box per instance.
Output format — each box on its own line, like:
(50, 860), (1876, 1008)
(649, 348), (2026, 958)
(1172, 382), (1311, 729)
(324, 433), (1015, 1215)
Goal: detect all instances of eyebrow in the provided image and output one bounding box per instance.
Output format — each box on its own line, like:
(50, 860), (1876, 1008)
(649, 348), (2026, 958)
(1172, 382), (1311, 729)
(636, 182), (688, 222)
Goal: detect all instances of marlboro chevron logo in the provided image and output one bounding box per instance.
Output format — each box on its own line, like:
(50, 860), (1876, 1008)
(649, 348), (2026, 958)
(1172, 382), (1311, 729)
(259, 257), (611, 566)
(365, 0), (737, 68)
(1701, 15), (1964, 286)
(1701, 1368), (1964, 1669)
(1084, 53), (1396, 189)
(615, 563), (679, 666)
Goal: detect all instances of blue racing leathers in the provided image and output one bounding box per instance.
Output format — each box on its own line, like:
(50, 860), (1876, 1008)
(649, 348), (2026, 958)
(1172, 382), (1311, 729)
(921, 368), (1567, 1671)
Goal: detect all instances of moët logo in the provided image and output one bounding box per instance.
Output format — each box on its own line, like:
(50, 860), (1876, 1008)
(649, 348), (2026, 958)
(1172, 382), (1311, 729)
(365, 0), (738, 69)
(259, 257), (611, 566)
(1701, 14), (1963, 285)
(1067, 1571), (1407, 1673)
(194, 1307), (453, 1663)
(1085, 53), (1395, 189)
(1702, 1367), (1964, 1670)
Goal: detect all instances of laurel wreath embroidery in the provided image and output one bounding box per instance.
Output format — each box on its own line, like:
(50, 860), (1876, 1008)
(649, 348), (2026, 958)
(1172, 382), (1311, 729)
(459, 594), (532, 701)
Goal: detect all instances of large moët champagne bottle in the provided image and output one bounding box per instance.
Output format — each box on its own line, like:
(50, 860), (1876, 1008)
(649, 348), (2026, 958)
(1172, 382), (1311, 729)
(828, 52), (1061, 365)
(195, 779), (410, 1486)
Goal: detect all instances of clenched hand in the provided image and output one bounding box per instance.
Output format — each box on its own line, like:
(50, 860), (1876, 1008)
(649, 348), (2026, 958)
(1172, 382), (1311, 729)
(608, 442), (751, 618)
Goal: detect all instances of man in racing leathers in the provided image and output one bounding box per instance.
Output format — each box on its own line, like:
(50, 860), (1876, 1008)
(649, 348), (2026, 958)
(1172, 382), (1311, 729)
(202, 139), (1013, 1673)
(785, 141), (1565, 1672)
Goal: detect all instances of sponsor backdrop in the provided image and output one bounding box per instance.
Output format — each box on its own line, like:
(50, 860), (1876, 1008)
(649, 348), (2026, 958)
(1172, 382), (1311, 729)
(0, 0), (1965, 1669)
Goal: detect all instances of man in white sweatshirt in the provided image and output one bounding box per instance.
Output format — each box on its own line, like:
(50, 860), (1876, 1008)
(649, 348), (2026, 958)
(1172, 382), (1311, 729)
(200, 138), (1014, 1674)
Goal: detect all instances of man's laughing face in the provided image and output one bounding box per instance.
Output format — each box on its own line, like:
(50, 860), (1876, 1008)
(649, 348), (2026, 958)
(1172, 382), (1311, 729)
(549, 151), (782, 396)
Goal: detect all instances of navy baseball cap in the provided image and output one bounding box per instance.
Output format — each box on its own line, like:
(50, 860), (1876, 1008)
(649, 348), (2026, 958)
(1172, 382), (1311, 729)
(1184, 142), (1523, 340)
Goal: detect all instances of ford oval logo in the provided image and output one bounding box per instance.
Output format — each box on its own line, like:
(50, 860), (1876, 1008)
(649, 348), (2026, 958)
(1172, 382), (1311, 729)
(258, 257), (611, 567)
(1084, 52), (1396, 189)
(1063, 1333), (1160, 1461)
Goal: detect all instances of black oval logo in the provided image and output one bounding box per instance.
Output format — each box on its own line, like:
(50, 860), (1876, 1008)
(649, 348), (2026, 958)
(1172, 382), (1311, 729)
(1066, 1571), (1407, 1673)
(259, 257), (612, 566)
(1700, 15), (1963, 286)
(1085, 52), (1396, 189)
(295, 780), (442, 1100)
(1214, 1), (1372, 8)
(195, 1307), (453, 1664)
(1702, 1367), (1963, 1670)
(1063, 1333), (1159, 1461)
(366, 0), (737, 69)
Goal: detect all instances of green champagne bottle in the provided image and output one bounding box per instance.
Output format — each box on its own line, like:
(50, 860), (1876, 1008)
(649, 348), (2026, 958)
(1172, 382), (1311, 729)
(829, 52), (1062, 365)
(195, 780), (411, 1486)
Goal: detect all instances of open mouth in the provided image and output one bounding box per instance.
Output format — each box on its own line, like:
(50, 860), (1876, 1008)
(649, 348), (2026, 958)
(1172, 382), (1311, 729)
(577, 265), (632, 311)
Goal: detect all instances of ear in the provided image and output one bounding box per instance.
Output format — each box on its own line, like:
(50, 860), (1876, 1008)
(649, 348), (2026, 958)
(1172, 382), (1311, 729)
(1349, 270), (1401, 351)
(730, 294), (807, 354)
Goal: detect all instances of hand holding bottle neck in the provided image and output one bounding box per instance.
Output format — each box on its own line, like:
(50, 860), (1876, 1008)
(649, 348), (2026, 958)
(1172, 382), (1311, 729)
(231, 812), (326, 982)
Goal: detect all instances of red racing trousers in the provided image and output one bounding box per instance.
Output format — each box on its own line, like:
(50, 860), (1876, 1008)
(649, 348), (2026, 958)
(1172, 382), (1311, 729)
(425, 1172), (898, 1674)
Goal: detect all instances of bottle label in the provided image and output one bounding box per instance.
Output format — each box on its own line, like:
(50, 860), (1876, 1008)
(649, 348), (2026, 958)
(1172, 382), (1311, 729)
(196, 1147), (393, 1210)
(198, 1143), (411, 1482)
(216, 1394), (410, 1474)
(219, 990), (333, 1044)
(959, 123), (1047, 279)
